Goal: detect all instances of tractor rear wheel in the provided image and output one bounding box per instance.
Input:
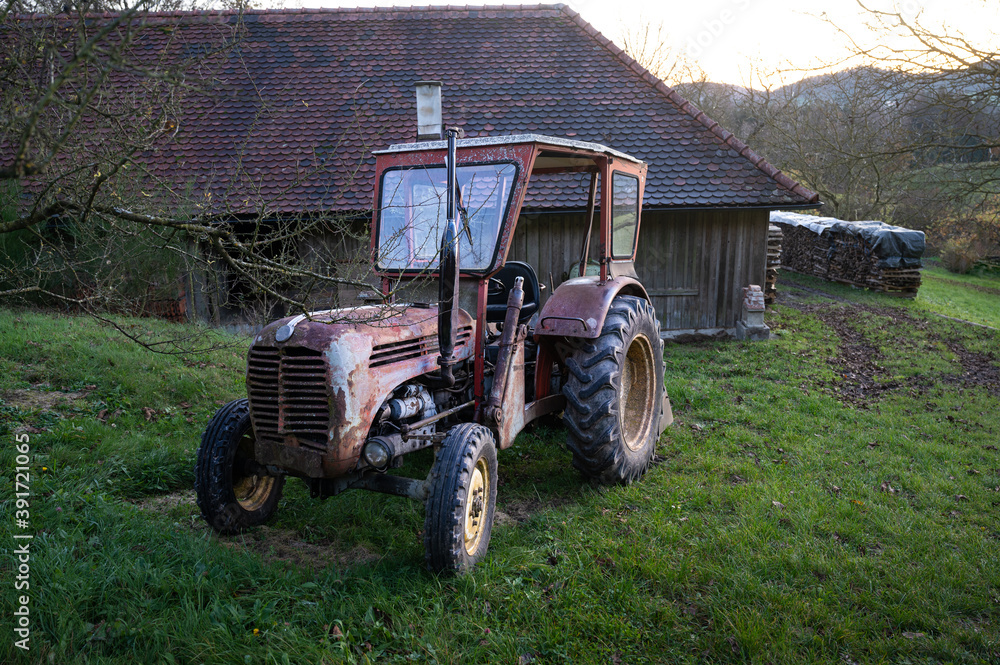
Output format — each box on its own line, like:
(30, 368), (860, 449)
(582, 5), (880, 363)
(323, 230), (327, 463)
(424, 423), (498, 574)
(562, 296), (665, 484)
(195, 399), (284, 534)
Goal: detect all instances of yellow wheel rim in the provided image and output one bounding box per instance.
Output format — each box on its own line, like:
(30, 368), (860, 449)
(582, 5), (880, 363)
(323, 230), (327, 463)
(233, 431), (276, 512)
(621, 333), (656, 451)
(464, 457), (490, 555)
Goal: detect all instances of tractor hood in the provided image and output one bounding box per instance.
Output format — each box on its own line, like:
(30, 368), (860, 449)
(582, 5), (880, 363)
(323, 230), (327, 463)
(247, 305), (475, 477)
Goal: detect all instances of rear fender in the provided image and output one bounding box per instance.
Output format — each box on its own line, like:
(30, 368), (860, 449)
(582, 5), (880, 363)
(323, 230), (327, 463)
(534, 276), (649, 340)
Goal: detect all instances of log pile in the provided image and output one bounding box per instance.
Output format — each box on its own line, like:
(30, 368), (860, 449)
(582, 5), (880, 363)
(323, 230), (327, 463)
(771, 212), (924, 298)
(776, 222), (834, 278)
(764, 224), (782, 304)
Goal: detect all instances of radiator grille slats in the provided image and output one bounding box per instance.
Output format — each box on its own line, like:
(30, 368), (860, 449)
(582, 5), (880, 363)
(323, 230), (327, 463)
(369, 325), (475, 368)
(247, 345), (330, 451)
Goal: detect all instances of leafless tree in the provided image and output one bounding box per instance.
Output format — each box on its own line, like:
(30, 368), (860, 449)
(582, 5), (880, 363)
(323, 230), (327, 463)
(622, 3), (998, 264)
(0, 4), (396, 351)
(748, 1), (1000, 261)
(621, 19), (706, 86)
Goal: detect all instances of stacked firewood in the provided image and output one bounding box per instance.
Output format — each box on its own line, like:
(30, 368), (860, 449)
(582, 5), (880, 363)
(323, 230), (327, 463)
(771, 212), (924, 298)
(764, 224), (782, 304)
(776, 222), (833, 279)
(824, 231), (922, 295)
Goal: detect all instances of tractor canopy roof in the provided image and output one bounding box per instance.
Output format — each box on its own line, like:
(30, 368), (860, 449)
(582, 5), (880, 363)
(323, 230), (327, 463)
(374, 134), (644, 168)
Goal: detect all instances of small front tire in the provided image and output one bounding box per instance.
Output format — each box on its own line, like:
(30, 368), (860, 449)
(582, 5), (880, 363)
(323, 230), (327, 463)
(424, 423), (498, 574)
(195, 398), (284, 534)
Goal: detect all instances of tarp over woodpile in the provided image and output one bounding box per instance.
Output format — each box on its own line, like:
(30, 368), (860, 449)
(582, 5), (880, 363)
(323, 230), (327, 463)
(770, 211), (925, 269)
(770, 211), (924, 297)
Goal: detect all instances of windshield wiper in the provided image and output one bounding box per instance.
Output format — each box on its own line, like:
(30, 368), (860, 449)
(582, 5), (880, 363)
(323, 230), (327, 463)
(455, 183), (473, 244)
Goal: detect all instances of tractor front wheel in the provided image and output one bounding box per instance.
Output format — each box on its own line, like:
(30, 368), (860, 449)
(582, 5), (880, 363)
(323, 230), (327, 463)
(562, 295), (665, 484)
(424, 423), (498, 574)
(195, 399), (284, 534)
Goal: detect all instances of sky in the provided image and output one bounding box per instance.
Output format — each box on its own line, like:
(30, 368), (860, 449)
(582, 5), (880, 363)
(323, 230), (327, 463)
(288, 0), (1000, 87)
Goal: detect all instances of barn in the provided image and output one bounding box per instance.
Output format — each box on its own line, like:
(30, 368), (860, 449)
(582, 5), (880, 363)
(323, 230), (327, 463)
(53, 5), (823, 336)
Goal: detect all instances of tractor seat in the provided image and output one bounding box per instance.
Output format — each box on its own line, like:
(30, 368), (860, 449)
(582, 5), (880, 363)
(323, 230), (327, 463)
(486, 261), (540, 325)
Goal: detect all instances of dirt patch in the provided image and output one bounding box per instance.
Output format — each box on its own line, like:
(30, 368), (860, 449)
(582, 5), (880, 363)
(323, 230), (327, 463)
(219, 526), (380, 571)
(779, 289), (1000, 402)
(944, 342), (1000, 397)
(136, 490), (197, 513)
(2, 387), (89, 411)
(138, 490), (380, 571)
(811, 307), (902, 407)
(495, 497), (569, 526)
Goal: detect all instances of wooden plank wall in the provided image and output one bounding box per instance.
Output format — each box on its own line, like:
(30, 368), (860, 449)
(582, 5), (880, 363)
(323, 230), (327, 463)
(636, 209), (769, 331)
(506, 212), (595, 304)
(508, 208), (770, 332)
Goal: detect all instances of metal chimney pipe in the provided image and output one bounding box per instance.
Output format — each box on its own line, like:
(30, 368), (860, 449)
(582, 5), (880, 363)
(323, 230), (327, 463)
(415, 81), (443, 141)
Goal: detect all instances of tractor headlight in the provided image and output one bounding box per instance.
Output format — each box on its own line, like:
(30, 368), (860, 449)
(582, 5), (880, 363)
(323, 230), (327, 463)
(275, 324), (294, 342)
(362, 437), (394, 471)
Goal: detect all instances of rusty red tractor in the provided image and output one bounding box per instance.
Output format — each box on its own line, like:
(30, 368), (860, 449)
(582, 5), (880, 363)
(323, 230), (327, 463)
(195, 132), (673, 573)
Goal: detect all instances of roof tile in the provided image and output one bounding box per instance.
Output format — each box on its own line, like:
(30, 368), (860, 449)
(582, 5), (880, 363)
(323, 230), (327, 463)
(17, 5), (816, 212)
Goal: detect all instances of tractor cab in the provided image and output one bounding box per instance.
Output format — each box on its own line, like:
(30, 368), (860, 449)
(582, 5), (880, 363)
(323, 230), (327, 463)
(196, 132), (671, 575)
(371, 133), (648, 284)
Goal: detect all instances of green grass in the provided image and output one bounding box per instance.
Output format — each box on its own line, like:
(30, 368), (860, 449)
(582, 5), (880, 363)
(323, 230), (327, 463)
(915, 264), (1000, 329)
(1, 288), (999, 664)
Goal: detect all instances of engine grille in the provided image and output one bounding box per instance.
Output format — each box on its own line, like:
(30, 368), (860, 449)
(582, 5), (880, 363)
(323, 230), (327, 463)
(247, 345), (330, 452)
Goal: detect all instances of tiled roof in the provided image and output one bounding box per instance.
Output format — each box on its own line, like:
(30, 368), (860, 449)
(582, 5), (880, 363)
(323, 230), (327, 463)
(18, 5), (819, 213)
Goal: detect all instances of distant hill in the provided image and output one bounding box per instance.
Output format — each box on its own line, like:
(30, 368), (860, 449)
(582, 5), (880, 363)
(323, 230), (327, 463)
(771, 63), (999, 106)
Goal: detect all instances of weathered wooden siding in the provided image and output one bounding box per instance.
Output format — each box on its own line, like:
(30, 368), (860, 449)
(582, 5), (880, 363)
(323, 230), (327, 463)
(506, 212), (594, 304)
(508, 208), (770, 332)
(637, 209), (770, 331)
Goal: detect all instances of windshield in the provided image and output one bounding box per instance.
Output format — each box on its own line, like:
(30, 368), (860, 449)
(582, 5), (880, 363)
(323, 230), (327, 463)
(376, 163), (517, 271)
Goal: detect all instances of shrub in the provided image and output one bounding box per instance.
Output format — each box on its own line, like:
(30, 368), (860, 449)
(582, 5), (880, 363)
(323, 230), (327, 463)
(939, 236), (984, 274)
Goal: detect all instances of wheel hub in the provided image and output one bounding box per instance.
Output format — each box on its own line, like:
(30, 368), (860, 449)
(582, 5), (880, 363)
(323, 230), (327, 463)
(233, 432), (277, 512)
(464, 459), (490, 554)
(621, 333), (656, 451)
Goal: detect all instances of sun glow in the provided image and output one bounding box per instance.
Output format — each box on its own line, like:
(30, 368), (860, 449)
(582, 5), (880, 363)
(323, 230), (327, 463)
(292, 0), (999, 88)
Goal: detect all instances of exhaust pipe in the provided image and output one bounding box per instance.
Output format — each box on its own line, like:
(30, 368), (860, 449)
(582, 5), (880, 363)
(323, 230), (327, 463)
(434, 127), (462, 388)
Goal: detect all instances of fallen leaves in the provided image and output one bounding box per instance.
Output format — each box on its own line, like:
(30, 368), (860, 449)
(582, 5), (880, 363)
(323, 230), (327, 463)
(96, 408), (122, 423)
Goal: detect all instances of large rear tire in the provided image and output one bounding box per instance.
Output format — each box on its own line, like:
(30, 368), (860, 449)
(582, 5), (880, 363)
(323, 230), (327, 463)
(562, 296), (665, 484)
(195, 399), (284, 534)
(424, 423), (498, 574)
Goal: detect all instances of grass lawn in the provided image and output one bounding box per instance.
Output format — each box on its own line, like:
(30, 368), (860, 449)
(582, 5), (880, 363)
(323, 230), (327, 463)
(1, 272), (998, 664)
(915, 263), (1000, 329)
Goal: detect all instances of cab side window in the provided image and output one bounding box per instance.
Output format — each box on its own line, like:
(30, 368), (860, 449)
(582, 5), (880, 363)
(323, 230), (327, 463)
(611, 172), (639, 258)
